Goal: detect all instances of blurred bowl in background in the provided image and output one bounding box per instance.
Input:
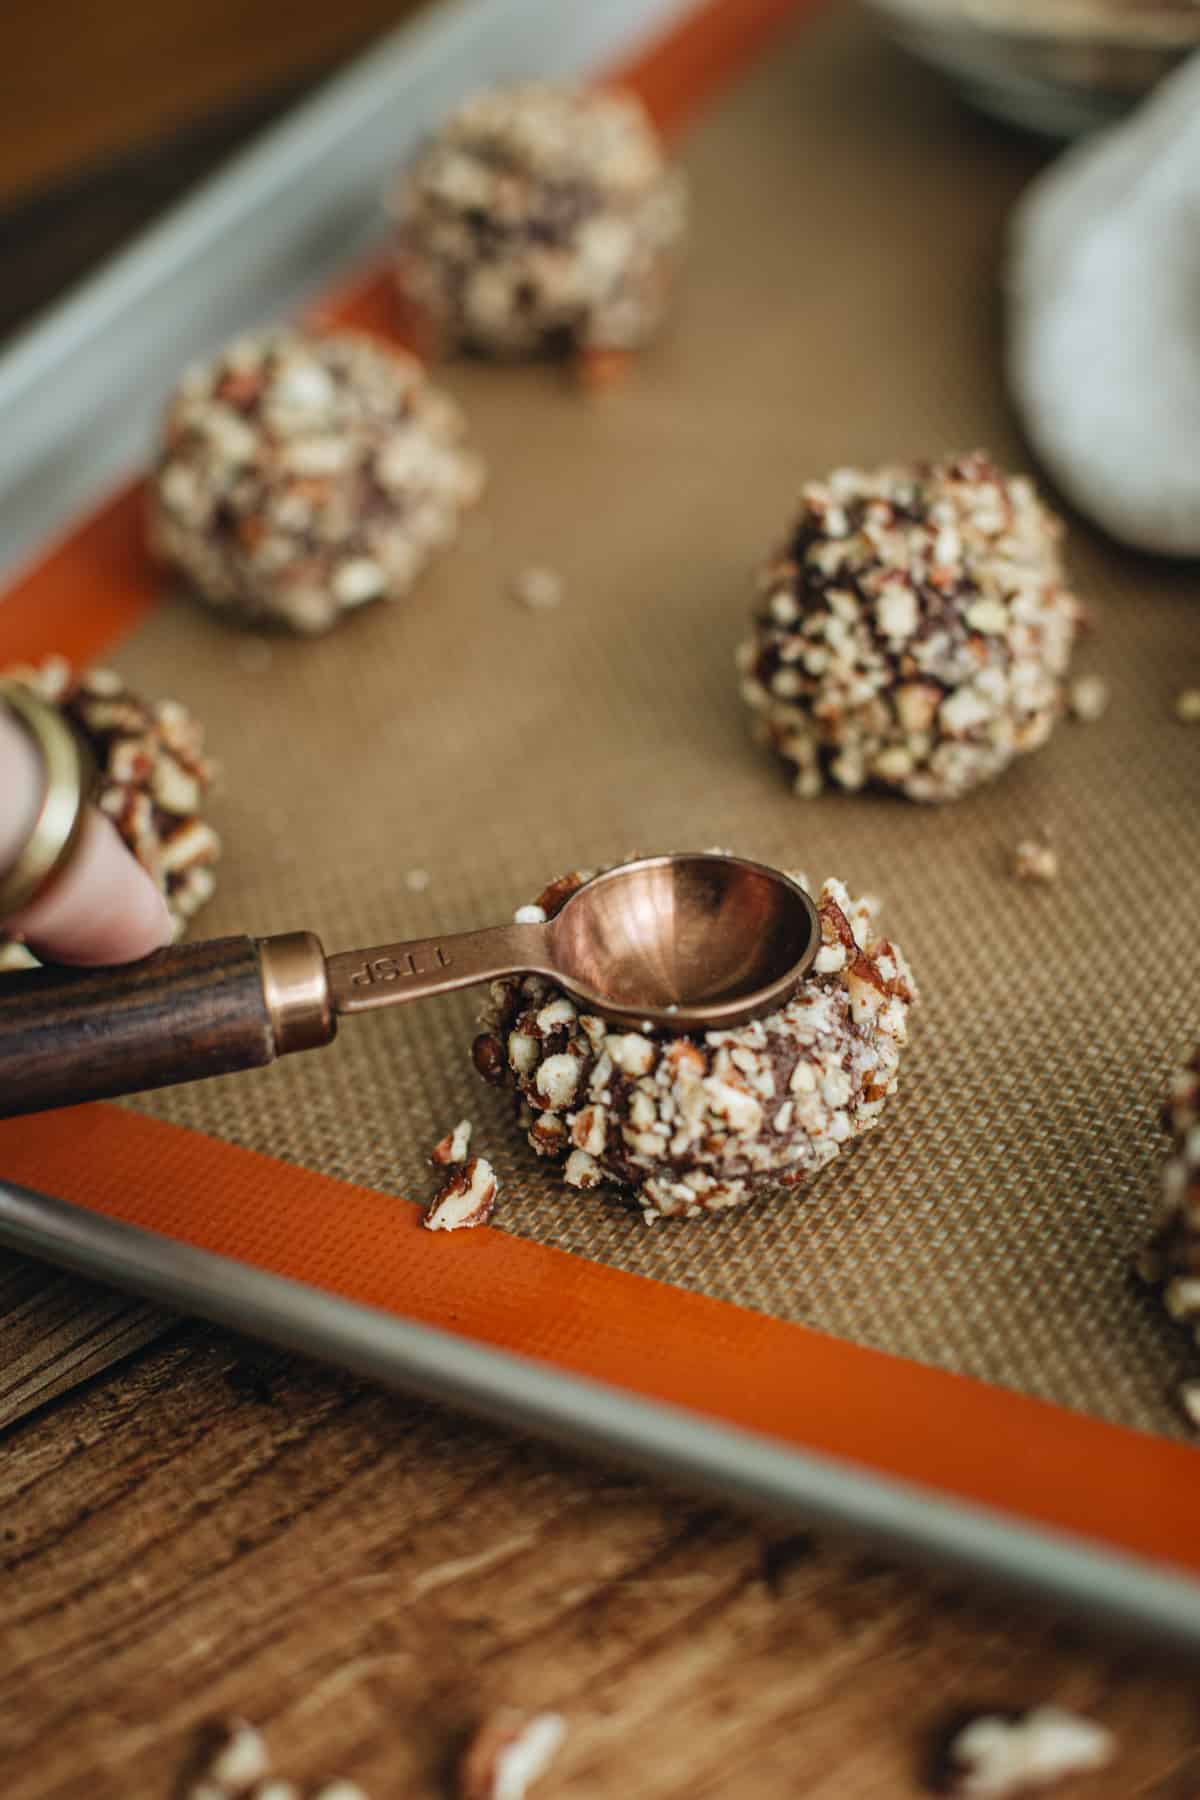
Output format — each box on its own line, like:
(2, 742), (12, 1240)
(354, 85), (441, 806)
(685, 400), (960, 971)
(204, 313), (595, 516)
(864, 0), (1200, 137)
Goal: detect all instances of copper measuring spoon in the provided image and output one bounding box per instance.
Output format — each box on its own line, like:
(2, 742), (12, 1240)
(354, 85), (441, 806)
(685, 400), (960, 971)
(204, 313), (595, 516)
(0, 853), (820, 1119)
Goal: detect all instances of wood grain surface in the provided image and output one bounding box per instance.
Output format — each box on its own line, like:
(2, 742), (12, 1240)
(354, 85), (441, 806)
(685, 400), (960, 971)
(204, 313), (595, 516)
(2, 1322), (1200, 1799)
(0, 76), (319, 350)
(0, 938), (276, 1117)
(0, 0), (426, 205)
(0, 1258), (168, 1430)
(2, 11), (1199, 1796)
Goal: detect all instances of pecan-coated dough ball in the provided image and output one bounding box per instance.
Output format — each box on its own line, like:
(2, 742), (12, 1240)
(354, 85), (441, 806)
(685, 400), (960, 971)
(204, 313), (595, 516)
(739, 452), (1083, 804)
(473, 867), (917, 1222)
(393, 83), (687, 360)
(149, 328), (484, 634)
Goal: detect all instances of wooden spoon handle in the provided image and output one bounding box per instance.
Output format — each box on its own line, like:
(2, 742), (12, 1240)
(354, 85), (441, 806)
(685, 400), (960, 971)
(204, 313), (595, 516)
(0, 936), (280, 1119)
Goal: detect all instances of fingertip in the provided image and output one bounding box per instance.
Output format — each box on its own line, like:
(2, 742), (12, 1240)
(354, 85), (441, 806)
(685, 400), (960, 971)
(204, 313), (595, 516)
(103, 851), (176, 963)
(10, 809), (174, 966)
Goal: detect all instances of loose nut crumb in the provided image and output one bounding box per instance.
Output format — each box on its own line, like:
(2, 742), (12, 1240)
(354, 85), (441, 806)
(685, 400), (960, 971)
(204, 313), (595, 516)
(1179, 1379), (1200, 1428)
(180, 1718), (365, 1800)
(1067, 673), (1108, 722)
(935, 1705), (1114, 1796)
(1175, 688), (1200, 723)
(431, 1119), (473, 1167)
(211, 1713), (269, 1785)
(405, 867), (432, 893)
(1013, 837), (1058, 883)
(425, 1155), (497, 1231)
(184, 1718), (271, 1797)
(512, 566), (563, 610)
(459, 1709), (566, 1800)
(191, 1785), (299, 1800)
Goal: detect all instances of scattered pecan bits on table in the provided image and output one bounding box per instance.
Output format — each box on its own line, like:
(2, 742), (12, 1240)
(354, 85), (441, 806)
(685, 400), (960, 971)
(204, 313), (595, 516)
(149, 328), (484, 634)
(1137, 1046), (1200, 1423)
(932, 1705), (1114, 1796)
(181, 1717), (270, 1799)
(459, 1709), (566, 1800)
(393, 84), (686, 364)
(1175, 688), (1200, 724)
(473, 866), (917, 1221)
(1, 656), (220, 968)
(180, 1717), (369, 1799)
(739, 452), (1083, 803)
(424, 1155), (498, 1232)
(204, 1718), (270, 1791)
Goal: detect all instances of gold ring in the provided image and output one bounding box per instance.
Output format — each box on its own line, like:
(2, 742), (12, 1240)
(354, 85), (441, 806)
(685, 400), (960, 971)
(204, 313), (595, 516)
(0, 680), (92, 920)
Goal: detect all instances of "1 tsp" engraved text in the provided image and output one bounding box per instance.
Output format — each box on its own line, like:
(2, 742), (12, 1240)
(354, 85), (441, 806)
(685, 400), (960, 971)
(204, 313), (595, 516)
(350, 946), (452, 986)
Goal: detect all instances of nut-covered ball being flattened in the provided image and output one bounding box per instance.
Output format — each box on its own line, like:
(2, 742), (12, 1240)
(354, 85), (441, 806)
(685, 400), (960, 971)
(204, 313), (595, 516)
(2, 656), (220, 965)
(472, 869), (917, 1222)
(1139, 1048), (1200, 1354)
(392, 83), (687, 360)
(739, 452), (1084, 804)
(149, 328), (484, 634)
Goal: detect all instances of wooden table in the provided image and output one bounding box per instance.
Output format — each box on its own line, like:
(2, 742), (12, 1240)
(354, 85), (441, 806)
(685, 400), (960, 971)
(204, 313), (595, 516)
(2, 9), (1199, 1795)
(4, 1285), (1200, 1799)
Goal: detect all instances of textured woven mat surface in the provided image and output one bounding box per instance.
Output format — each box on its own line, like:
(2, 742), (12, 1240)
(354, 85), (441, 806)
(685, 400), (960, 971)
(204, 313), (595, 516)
(107, 6), (1200, 1436)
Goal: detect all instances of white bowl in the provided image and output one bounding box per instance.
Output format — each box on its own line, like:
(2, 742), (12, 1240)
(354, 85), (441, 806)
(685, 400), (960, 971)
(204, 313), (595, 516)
(864, 0), (1200, 136)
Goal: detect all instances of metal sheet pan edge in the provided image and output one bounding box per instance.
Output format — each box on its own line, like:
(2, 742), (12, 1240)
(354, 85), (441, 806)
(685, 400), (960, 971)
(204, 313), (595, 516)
(3, 1177), (1198, 1654)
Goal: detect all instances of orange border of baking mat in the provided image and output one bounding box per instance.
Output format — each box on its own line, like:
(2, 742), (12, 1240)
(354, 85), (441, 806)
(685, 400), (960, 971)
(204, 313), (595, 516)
(3, 1104), (1199, 1577)
(2, 0), (1198, 1583)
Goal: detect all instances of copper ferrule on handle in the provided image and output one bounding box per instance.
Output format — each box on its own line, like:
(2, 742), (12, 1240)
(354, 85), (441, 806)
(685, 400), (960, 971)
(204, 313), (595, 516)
(260, 923), (553, 1052)
(258, 931), (336, 1056)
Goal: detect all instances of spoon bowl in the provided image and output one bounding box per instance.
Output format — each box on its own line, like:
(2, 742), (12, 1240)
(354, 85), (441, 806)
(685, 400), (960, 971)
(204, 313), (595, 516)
(549, 854), (820, 1032)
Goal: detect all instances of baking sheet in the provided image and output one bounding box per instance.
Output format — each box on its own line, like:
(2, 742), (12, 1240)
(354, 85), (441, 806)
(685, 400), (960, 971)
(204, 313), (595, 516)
(107, 7), (1200, 1438)
(1, 0), (1199, 1639)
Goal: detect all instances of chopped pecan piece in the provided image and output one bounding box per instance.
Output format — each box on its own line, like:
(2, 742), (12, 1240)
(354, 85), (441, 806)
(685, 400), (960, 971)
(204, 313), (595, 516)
(459, 1709), (565, 1800)
(431, 1119), (473, 1167)
(425, 1157), (498, 1232)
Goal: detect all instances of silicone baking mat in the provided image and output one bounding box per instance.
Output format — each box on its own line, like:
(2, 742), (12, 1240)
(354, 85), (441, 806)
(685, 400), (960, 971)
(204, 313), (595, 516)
(2, 0), (1199, 1596)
